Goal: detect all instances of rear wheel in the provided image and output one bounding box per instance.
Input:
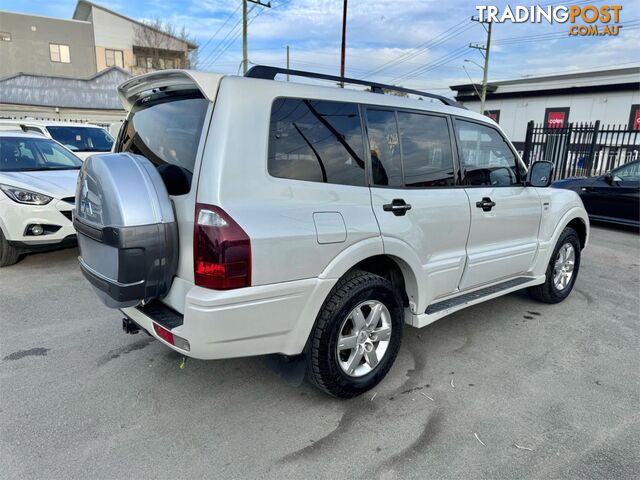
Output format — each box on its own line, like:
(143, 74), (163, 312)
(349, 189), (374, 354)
(529, 227), (581, 304)
(306, 270), (403, 398)
(0, 229), (20, 267)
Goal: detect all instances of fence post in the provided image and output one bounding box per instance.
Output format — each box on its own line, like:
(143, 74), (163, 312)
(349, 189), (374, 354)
(523, 120), (534, 166)
(586, 120), (600, 177)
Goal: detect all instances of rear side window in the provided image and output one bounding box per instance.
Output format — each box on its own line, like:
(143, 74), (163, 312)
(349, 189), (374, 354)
(456, 120), (520, 186)
(117, 90), (209, 192)
(397, 112), (454, 187)
(268, 98), (366, 186)
(366, 109), (403, 187)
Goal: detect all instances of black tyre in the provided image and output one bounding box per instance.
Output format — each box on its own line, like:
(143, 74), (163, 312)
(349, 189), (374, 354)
(528, 227), (581, 304)
(0, 229), (20, 267)
(306, 270), (403, 398)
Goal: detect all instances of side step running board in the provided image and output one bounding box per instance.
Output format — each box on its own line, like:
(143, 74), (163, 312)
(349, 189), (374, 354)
(425, 277), (533, 315)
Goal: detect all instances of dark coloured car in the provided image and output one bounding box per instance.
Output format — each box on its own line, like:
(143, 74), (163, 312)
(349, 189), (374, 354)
(552, 160), (640, 227)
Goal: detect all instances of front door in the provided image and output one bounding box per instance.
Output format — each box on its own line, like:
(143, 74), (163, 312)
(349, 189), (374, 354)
(365, 107), (470, 307)
(582, 161), (640, 223)
(454, 118), (542, 290)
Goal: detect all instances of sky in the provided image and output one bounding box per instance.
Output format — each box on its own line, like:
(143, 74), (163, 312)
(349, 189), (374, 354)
(4, 0), (639, 94)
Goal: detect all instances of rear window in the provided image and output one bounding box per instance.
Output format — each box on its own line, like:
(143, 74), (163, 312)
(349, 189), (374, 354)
(46, 126), (114, 152)
(117, 90), (209, 193)
(268, 98), (366, 186)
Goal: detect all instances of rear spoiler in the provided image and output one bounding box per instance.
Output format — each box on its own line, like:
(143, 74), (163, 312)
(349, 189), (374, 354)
(117, 70), (225, 110)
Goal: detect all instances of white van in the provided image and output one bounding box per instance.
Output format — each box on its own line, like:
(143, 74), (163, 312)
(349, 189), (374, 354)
(74, 67), (589, 398)
(0, 120), (114, 160)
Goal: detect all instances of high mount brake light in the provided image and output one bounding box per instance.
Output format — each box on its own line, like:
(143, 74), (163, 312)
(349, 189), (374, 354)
(193, 203), (251, 290)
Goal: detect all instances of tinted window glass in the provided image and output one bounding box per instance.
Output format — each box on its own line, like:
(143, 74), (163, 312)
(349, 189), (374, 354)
(397, 112), (454, 187)
(366, 109), (402, 187)
(268, 98), (366, 186)
(0, 137), (82, 171)
(456, 120), (519, 186)
(614, 161), (639, 180)
(117, 91), (209, 191)
(47, 126), (114, 152)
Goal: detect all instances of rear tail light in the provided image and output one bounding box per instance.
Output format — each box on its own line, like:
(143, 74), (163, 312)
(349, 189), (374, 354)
(194, 203), (251, 290)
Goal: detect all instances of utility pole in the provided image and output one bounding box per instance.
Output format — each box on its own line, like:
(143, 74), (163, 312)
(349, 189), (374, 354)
(286, 45), (290, 80)
(469, 17), (492, 115)
(340, 0), (348, 87)
(242, 0), (271, 75)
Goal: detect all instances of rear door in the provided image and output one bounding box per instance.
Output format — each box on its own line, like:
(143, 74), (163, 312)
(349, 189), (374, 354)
(365, 107), (470, 305)
(454, 118), (541, 290)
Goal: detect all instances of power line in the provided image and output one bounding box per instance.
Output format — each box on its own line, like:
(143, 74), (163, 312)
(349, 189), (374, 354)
(359, 18), (474, 79)
(196, 3), (242, 57)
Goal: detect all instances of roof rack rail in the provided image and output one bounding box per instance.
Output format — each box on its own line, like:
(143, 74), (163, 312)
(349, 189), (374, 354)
(245, 65), (465, 109)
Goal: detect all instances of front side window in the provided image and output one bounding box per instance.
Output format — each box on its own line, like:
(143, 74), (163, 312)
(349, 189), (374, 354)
(50, 44), (70, 63)
(268, 98), (366, 186)
(105, 49), (124, 68)
(0, 137), (82, 171)
(117, 90), (209, 191)
(397, 112), (454, 187)
(46, 126), (114, 152)
(366, 109), (402, 187)
(456, 120), (520, 187)
(613, 161), (640, 181)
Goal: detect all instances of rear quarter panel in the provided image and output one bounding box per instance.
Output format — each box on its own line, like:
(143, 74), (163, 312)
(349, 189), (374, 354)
(196, 77), (383, 286)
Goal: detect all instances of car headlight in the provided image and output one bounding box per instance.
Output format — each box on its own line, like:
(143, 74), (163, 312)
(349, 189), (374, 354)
(0, 184), (53, 205)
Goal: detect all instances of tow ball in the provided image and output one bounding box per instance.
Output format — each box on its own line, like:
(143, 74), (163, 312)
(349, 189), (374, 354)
(122, 317), (140, 335)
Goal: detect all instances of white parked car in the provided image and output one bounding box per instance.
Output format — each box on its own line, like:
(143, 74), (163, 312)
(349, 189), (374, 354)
(0, 132), (81, 266)
(74, 67), (589, 398)
(0, 120), (114, 160)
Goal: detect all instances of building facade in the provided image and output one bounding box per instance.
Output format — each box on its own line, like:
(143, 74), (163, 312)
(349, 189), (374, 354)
(72, 0), (196, 76)
(450, 67), (640, 150)
(0, 0), (196, 79)
(0, 12), (97, 78)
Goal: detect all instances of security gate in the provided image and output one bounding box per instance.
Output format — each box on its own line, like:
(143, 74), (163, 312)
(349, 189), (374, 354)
(522, 121), (640, 180)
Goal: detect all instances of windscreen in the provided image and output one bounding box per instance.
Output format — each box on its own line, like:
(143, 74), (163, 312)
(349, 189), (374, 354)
(0, 136), (82, 171)
(116, 90), (209, 194)
(46, 126), (114, 152)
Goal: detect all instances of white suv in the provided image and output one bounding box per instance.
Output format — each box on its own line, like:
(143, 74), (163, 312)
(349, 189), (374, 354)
(74, 67), (589, 398)
(0, 132), (81, 266)
(0, 120), (114, 160)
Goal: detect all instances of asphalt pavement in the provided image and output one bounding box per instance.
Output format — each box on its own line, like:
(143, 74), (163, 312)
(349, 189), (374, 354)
(1, 224), (638, 479)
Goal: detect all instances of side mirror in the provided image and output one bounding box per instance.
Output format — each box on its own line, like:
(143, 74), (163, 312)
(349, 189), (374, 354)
(603, 172), (622, 185)
(527, 161), (554, 187)
(603, 172), (613, 185)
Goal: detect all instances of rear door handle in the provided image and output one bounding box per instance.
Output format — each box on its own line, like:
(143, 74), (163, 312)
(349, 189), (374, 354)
(383, 198), (412, 216)
(475, 197), (496, 212)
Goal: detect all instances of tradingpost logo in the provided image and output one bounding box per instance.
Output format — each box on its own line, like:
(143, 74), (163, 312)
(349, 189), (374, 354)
(475, 4), (623, 36)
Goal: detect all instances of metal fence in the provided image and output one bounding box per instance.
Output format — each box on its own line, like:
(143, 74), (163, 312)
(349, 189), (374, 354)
(521, 121), (640, 180)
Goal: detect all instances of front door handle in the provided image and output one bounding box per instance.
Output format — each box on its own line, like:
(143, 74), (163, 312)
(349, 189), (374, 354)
(475, 197), (496, 212)
(383, 198), (412, 216)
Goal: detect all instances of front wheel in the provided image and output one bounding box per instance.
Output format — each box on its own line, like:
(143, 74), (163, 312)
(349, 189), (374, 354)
(0, 229), (20, 267)
(306, 270), (403, 398)
(529, 227), (581, 304)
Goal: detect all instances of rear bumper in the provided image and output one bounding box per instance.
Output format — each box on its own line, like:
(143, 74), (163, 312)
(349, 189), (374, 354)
(121, 277), (337, 360)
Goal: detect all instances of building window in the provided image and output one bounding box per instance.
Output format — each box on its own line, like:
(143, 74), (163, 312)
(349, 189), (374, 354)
(629, 105), (640, 131)
(484, 110), (500, 123)
(0, 32), (11, 42)
(544, 107), (570, 129)
(105, 49), (124, 68)
(50, 44), (70, 63)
